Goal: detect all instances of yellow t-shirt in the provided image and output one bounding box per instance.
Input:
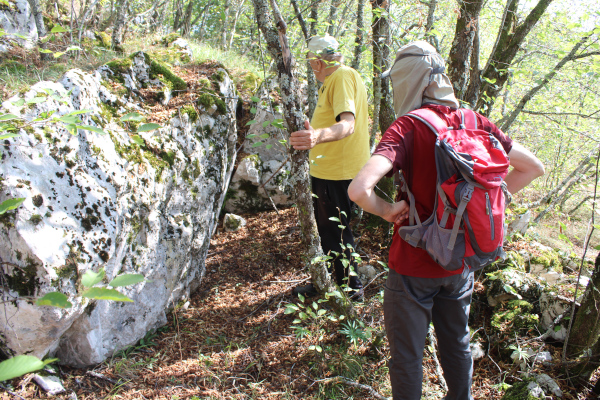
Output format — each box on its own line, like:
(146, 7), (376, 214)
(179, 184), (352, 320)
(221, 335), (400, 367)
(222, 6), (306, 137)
(309, 66), (370, 180)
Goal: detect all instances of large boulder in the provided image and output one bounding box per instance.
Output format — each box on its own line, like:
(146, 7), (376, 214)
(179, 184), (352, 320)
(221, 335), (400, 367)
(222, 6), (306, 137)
(0, 0), (38, 50)
(224, 105), (294, 213)
(0, 55), (237, 367)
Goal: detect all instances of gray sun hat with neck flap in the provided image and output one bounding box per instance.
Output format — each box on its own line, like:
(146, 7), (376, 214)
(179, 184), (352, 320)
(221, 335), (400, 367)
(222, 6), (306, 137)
(381, 41), (459, 116)
(307, 34), (339, 56)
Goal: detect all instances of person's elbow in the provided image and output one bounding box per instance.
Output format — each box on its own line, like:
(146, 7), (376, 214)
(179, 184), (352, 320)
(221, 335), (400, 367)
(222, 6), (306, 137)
(533, 159), (545, 179)
(348, 180), (366, 205)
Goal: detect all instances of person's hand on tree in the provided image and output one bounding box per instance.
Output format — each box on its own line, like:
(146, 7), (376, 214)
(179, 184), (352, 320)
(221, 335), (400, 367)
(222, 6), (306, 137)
(290, 120), (318, 150)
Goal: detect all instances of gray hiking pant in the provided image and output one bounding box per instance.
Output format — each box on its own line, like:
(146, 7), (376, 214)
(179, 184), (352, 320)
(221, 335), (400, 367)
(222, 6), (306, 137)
(384, 269), (474, 400)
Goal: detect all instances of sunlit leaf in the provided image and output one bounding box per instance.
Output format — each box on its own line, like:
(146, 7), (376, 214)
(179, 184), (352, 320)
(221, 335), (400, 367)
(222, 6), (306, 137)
(65, 109), (93, 116)
(262, 121), (271, 128)
(109, 274), (144, 288)
(245, 120), (256, 126)
(26, 97), (46, 104)
(50, 25), (70, 33)
(265, 144), (272, 150)
(250, 107), (257, 114)
(259, 133), (269, 139)
(0, 133), (20, 140)
(137, 123), (161, 132)
(81, 268), (105, 288)
(0, 113), (19, 121)
(77, 125), (105, 135)
(57, 115), (81, 124)
(81, 287), (133, 302)
(66, 46), (81, 52)
(53, 52), (65, 58)
(251, 142), (263, 148)
(120, 112), (144, 122)
(36, 292), (72, 308)
(39, 49), (54, 54)
(0, 355), (57, 381)
(0, 198), (25, 214)
(131, 135), (144, 145)
(11, 99), (25, 107)
(250, 96), (260, 102)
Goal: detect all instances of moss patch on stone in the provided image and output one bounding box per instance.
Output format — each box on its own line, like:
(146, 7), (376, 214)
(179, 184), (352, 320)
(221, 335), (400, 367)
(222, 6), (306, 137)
(94, 31), (111, 48)
(150, 60), (187, 92)
(492, 299), (539, 334)
(181, 105), (198, 123)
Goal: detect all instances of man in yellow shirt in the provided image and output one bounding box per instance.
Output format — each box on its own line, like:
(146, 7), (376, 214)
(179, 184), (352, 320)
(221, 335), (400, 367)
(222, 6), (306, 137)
(290, 35), (370, 300)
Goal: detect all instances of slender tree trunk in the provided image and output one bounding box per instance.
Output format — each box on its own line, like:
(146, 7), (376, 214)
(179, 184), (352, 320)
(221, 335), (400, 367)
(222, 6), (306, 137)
(28, 0), (51, 60)
(227, 0), (247, 50)
(371, 0), (392, 139)
(476, 0), (554, 116)
(221, 0), (231, 49)
(351, 0), (365, 70)
(447, 0), (484, 102)
(424, 0), (438, 49)
(180, 0), (193, 37)
(111, 0), (129, 52)
(173, 0), (183, 31)
(375, 0), (394, 135)
(290, 0), (318, 118)
(463, 27), (481, 106)
(251, 0), (351, 313)
(327, 0), (341, 36)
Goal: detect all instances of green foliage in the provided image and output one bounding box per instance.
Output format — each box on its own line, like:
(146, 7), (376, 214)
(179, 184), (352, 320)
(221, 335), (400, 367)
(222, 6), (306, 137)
(0, 355), (57, 381)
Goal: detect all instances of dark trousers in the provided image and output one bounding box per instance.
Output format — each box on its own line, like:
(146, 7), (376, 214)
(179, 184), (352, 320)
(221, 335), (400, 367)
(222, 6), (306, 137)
(384, 269), (474, 400)
(311, 176), (362, 290)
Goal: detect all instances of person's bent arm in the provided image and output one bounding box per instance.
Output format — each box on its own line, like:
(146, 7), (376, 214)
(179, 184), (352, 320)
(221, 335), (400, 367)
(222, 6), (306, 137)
(348, 155), (409, 224)
(504, 142), (545, 194)
(290, 112), (355, 150)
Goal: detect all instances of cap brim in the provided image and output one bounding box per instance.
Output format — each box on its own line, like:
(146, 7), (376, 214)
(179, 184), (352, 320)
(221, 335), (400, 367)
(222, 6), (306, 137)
(381, 69), (391, 79)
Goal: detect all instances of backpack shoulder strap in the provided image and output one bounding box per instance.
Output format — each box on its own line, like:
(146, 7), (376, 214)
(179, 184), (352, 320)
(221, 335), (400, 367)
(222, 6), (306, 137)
(459, 108), (478, 130)
(406, 108), (448, 136)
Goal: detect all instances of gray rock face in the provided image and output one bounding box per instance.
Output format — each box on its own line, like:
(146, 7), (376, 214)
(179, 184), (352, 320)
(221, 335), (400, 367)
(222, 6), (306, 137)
(224, 107), (293, 213)
(0, 56), (237, 367)
(0, 0), (38, 48)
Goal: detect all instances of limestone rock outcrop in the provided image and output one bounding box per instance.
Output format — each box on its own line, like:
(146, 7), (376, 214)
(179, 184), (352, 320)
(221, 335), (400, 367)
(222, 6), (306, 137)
(0, 53), (236, 367)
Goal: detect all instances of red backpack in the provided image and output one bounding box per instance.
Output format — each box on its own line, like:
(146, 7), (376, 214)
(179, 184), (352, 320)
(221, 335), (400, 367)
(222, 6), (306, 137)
(397, 108), (511, 275)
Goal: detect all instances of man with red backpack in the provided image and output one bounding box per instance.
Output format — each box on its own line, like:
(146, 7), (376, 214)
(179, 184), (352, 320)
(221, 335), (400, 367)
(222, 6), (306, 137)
(348, 41), (544, 399)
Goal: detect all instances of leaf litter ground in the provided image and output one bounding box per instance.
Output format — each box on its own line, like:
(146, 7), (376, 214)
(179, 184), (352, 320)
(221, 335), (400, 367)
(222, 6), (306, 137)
(5, 207), (598, 399)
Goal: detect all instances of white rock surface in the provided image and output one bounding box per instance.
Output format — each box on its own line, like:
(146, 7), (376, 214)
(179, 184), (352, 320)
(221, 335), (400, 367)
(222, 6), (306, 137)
(0, 55), (237, 367)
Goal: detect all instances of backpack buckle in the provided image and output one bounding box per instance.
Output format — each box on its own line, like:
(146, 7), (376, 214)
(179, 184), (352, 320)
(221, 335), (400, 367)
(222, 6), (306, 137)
(461, 185), (474, 202)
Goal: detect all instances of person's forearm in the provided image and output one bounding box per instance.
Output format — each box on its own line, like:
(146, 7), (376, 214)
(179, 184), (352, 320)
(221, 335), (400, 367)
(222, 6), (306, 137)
(314, 119), (354, 145)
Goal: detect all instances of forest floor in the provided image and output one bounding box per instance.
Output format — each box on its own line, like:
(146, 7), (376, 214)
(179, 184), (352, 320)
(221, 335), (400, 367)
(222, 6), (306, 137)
(3, 207), (599, 400)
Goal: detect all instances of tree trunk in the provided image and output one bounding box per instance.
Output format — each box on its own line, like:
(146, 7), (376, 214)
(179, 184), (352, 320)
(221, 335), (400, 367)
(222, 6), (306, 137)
(351, 0), (365, 71)
(463, 26), (481, 107)
(290, 0), (318, 118)
(221, 0), (231, 49)
(28, 0), (50, 60)
(327, 0), (341, 36)
(424, 0), (438, 49)
(173, 0), (183, 31)
(565, 252), (600, 370)
(371, 0), (392, 139)
(227, 0), (247, 50)
(180, 0), (193, 37)
(476, 0), (554, 115)
(111, 0), (129, 52)
(374, 0), (394, 136)
(251, 0), (352, 313)
(447, 0), (484, 102)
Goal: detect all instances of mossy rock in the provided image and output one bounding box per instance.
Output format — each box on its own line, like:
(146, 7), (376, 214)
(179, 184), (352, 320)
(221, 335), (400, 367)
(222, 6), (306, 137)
(531, 250), (562, 272)
(501, 380), (542, 400)
(181, 105), (198, 123)
(149, 60), (186, 92)
(491, 299), (539, 334)
(94, 31), (111, 48)
(239, 71), (261, 92)
(161, 33), (181, 47)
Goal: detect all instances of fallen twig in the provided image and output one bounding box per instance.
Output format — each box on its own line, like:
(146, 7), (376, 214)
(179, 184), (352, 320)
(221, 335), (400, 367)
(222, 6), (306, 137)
(428, 325), (448, 391)
(86, 370), (117, 383)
